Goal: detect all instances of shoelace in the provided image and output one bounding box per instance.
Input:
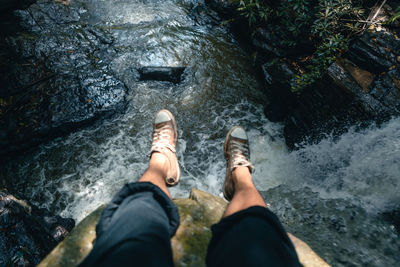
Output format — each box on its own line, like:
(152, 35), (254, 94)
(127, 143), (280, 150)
(152, 124), (176, 153)
(230, 140), (252, 169)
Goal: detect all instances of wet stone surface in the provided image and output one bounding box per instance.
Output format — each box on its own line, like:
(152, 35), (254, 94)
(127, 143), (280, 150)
(0, 189), (74, 266)
(347, 30), (400, 75)
(138, 67), (186, 84)
(260, 29), (400, 148)
(262, 185), (400, 267)
(205, 0), (400, 149)
(0, 0), (129, 158)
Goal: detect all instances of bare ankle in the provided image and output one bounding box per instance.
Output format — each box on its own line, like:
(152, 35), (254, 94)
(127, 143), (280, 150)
(149, 152), (169, 177)
(232, 166), (253, 190)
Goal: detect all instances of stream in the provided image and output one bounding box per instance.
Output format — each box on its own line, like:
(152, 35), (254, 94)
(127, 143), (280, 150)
(1, 0), (399, 266)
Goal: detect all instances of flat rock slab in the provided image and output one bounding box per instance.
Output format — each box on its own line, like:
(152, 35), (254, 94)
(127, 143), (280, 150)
(138, 67), (186, 84)
(39, 188), (329, 267)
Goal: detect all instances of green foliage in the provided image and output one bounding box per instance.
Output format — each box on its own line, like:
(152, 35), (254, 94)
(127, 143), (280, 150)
(387, 6), (400, 24)
(237, 0), (366, 91)
(293, 34), (348, 90)
(237, 0), (272, 25)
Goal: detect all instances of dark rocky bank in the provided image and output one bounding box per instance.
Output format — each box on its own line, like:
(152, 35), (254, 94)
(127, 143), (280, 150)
(206, 0), (400, 149)
(0, 0), (127, 159)
(0, 189), (74, 266)
(0, 0), (189, 160)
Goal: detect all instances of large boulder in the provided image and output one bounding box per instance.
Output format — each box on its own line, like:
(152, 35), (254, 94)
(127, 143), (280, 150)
(281, 29), (400, 147)
(260, 28), (400, 148)
(39, 188), (328, 267)
(0, 189), (75, 266)
(0, 0), (127, 158)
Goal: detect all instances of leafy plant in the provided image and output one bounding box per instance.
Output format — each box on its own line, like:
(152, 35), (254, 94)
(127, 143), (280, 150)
(237, 0), (272, 25)
(387, 6), (400, 24)
(236, 0), (366, 91)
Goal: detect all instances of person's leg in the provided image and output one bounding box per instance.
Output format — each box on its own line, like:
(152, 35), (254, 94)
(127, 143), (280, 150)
(139, 152), (173, 198)
(79, 110), (180, 267)
(206, 126), (301, 267)
(223, 166), (266, 217)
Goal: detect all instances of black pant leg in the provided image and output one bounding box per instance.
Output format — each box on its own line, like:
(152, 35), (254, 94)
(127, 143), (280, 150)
(79, 182), (180, 267)
(206, 206), (301, 267)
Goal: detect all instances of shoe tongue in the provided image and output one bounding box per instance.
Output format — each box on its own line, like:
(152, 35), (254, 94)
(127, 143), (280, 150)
(231, 128), (247, 140)
(155, 111), (171, 124)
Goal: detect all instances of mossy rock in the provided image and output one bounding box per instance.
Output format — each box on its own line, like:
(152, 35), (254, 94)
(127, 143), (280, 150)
(171, 189), (227, 266)
(38, 189), (329, 267)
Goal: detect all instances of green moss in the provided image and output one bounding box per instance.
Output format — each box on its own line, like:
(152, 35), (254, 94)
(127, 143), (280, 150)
(178, 229), (212, 266)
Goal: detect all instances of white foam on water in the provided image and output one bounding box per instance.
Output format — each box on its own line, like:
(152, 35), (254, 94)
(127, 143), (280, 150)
(85, 0), (188, 26)
(7, 92), (400, 223)
(251, 117), (400, 213)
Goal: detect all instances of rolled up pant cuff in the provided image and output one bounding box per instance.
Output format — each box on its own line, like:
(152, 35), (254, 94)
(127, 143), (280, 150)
(96, 182), (180, 237)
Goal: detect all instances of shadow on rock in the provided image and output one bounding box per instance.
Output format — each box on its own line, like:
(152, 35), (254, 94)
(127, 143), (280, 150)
(0, 189), (75, 266)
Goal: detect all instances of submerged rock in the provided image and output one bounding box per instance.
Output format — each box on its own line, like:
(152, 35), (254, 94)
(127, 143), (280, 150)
(0, 189), (75, 266)
(138, 67), (186, 84)
(39, 189), (328, 267)
(262, 185), (400, 266)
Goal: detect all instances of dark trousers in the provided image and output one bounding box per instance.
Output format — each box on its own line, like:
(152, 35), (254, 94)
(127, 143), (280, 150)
(79, 182), (301, 267)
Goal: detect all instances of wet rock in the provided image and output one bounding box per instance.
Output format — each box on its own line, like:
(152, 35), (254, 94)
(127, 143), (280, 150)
(325, 60), (383, 114)
(0, 189), (75, 266)
(190, 3), (221, 27)
(0, 0), (36, 14)
(346, 30), (400, 74)
(138, 67), (186, 84)
(252, 26), (285, 57)
(205, 0), (251, 43)
(37, 204), (105, 267)
(261, 185), (400, 266)
(204, 0), (237, 17)
(39, 189), (328, 267)
(0, 0), (127, 158)
(382, 208), (400, 233)
(260, 59), (297, 122)
(282, 59), (391, 148)
(370, 68), (400, 112)
(282, 53), (400, 148)
(265, 29), (400, 148)
(253, 25), (313, 58)
(337, 58), (375, 93)
(259, 56), (379, 147)
(206, 0), (400, 148)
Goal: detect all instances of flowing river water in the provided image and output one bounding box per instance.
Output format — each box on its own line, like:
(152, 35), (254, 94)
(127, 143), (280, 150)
(1, 0), (400, 266)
